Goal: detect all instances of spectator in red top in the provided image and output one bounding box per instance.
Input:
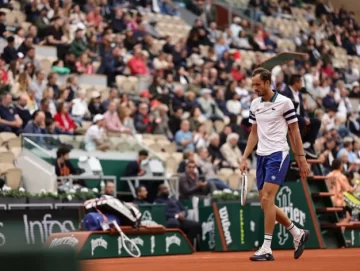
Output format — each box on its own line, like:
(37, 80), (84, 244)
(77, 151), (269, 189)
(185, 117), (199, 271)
(76, 53), (93, 74)
(230, 62), (245, 81)
(54, 101), (76, 134)
(0, 56), (8, 85)
(128, 47), (149, 76)
(87, 7), (103, 25)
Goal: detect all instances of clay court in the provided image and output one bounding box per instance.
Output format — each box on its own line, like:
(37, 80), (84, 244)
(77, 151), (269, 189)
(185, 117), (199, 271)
(83, 249), (359, 271)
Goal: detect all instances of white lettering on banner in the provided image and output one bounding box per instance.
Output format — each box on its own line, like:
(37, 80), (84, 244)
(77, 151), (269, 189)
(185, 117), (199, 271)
(165, 235), (181, 253)
(201, 213), (216, 249)
(91, 237), (108, 256)
(219, 206), (232, 245)
(250, 221), (255, 232)
(131, 237), (144, 247)
(118, 237), (123, 255)
(150, 236), (155, 254)
(0, 222), (5, 247)
(276, 186), (306, 245)
(141, 211), (158, 226)
(351, 230), (355, 246)
(49, 236), (79, 248)
(23, 214), (76, 245)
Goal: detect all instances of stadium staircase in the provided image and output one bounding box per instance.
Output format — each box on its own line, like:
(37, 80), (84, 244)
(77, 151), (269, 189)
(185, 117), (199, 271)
(305, 159), (360, 248)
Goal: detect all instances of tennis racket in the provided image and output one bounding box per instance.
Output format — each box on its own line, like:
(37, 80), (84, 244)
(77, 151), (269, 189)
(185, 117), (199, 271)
(112, 220), (141, 258)
(240, 171), (248, 206)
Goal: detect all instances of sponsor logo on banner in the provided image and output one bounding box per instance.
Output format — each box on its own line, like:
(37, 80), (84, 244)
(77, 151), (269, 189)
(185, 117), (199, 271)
(201, 213), (216, 249)
(131, 237), (144, 247)
(0, 222), (5, 247)
(239, 209), (245, 245)
(276, 186), (306, 245)
(150, 236), (155, 254)
(141, 210), (158, 226)
(219, 206), (232, 245)
(49, 236), (79, 248)
(165, 234), (181, 253)
(23, 214), (76, 245)
(91, 237), (108, 256)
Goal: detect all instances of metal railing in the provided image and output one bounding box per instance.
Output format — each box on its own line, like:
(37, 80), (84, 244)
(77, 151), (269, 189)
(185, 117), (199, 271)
(57, 175), (117, 197)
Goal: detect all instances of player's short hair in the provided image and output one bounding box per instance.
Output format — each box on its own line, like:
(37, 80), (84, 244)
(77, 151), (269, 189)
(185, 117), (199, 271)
(251, 67), (271, 83)
(331, 159), (342, 170)
(289, 74), (302, 86)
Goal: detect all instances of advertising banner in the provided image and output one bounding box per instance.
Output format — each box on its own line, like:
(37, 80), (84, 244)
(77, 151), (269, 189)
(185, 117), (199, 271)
(0, 209), (79, 249)
(138, 204), (167, 226)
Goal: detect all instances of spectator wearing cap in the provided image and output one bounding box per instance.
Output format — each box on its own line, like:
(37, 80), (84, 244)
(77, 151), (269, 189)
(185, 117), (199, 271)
(175, 119), (195, 152)
(72, 89), (91, 122)
(220, 133), (242, 168)
(16, 94), (31, 128)
(197, 88), (224, 121)
(88, 90), (105, 119)
(104, 101), (131, 134)
(283, 74), (321, 158)
(0, 93), (23, 134)
(2, 36), (17, 64)
(84, 114), (110, 152)
(230, 17), (243, 39)
(54, 102), (76, 135)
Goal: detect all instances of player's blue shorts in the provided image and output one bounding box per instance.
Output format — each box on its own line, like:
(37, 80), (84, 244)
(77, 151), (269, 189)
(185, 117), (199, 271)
(256, 151), (290, 190)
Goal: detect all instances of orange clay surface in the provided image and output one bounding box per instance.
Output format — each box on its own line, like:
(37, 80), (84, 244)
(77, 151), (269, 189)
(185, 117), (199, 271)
(82, 249), (360, 271)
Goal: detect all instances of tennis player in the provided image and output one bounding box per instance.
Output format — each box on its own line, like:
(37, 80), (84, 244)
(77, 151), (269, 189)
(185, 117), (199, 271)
(240, 68), (310, 261)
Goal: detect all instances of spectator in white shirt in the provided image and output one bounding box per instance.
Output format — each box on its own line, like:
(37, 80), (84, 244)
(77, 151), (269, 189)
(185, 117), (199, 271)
(226, 92), (242, 115)
(230, 17), (243, 39)
(104, 101), (131, 134)
(72, 89), (90, 121)
(31, 70), (46, 103)
(84, 114), (111, 152)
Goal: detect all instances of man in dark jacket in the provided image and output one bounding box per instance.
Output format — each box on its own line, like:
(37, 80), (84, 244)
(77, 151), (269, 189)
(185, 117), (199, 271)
(282, 74), (320, 158)
(133, 186), (149, 205)
(2, 36), (17, 64)
(155, 183), (201, 246)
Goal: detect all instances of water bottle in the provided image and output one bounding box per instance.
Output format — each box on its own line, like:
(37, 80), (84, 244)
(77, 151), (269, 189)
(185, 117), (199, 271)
(351, 208), (359, 222)
(100, 181), (105, 194)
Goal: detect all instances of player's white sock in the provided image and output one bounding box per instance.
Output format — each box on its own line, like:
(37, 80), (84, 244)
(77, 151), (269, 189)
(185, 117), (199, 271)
(262, 234), (272, 250)
(287, 222), (301, 238)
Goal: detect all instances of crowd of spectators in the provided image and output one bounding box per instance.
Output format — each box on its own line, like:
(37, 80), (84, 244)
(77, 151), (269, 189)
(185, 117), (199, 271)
(0, 0), (360, 204)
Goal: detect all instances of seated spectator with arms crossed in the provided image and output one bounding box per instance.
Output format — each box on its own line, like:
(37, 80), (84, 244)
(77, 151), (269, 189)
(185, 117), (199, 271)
(155, 183), (202, 248)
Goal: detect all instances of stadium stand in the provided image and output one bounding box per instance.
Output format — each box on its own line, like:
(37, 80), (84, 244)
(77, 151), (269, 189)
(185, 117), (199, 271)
(0, 0), (360, 250)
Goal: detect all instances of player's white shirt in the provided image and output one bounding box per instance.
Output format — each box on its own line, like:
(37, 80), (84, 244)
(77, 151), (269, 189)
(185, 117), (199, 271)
(249, 91), (297, 156)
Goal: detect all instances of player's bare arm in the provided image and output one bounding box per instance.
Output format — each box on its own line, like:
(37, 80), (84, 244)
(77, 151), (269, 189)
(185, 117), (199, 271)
(288, 122), (310, 181)
(240, 123), (258, 172)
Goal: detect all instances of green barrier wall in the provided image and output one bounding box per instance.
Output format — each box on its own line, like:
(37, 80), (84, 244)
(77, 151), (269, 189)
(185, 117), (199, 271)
(138, 204), (167, 226)
(77, 231), (193, 259)
(0, 210), (79, 249)
(199, 180), (322, 251)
